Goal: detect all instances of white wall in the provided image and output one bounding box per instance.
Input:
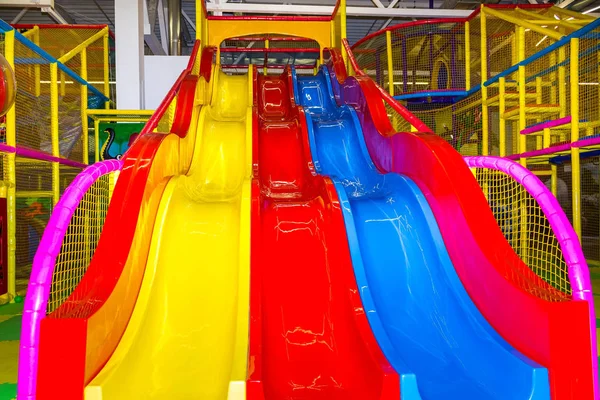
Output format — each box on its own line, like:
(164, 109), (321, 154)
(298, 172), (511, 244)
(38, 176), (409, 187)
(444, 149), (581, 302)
(115, 0), (145, 109)
(143, 56), (190, 110)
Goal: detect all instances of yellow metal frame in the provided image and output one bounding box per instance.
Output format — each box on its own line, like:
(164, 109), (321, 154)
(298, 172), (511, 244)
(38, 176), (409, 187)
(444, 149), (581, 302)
(5, 30), (16, 300)
(480, 6), (489, 156)
(0, 24), (113, 299)
(386, 30), (394, 96)
(483, 7), (563, 41)
(570, 38), (581, 238)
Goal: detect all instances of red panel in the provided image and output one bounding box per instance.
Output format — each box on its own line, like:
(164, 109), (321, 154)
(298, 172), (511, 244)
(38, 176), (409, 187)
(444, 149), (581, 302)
(170, 75), (199, 137)
(247, 69), (399, 400)
(200, 46), (217, 82)
(351, 75), (595, 400)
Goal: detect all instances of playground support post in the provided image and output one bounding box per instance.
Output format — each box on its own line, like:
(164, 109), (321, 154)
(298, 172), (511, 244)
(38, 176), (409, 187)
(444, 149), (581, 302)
(536, 76), (543, 150)
(5, 30), (16, 301)
(559, 46), (567, 142)
(50, 63), (60, 206)
(94, 119), (101, 163)
(551, 164), (558, 197)
(465, 20), (470, 91)
(103, 33), (110, 108)
(480, 6), (489, 155)
(499, 77), (506, 156)
(32, 26), (40, 98)
(81, 48), (89, 165)
(386, 30), (394, 96)
(570, 38), (582, 239)
(516, 25), (528, 262)
(517, 26), (526, 167)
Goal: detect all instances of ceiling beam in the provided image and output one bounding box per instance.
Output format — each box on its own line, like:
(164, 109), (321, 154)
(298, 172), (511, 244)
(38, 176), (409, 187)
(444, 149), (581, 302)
(11, 8), (28, 24)
(42, 6), (69, 24)
(205, 3), (473, 17)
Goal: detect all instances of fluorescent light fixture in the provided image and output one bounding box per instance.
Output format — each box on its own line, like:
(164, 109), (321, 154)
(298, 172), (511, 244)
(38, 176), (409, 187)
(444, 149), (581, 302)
(536, 36), (548, 47)
(583, 5), (600, 14)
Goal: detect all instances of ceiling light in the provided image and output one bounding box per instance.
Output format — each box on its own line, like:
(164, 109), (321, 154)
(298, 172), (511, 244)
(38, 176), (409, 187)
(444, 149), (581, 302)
(583, 5), (600, 14)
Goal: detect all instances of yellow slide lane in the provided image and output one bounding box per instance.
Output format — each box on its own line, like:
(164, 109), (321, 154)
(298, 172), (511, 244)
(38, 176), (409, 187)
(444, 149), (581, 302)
(85, 68), (253, 400)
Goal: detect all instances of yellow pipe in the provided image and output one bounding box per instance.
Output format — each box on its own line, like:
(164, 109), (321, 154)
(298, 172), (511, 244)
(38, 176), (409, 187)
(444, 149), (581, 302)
(264, 39), (269, 76)
(94, 117), (151, 123)
(482, 7), (564, 41)
(551, 164), (557, 197)
(517, 26), (526, 166)
(196, 0), (202, 40)
(103, 33), (110, 109)
(81, 48), (89, 165)
(570, 38), (581, 239)
(553, 7), (594, 21)
(558, 46), (567, 142)
(15, 191), (54, 198)
(33, 27), (41, 97)
(94, 119), (101, 163)
(59, 51), (66, 97)
(51, 63), (60, 205)
(550, 51), (557, 105)
(543, 127), (550, 148)
(515, 8), (581, 31)
(330, 20), (335, 51)
(87, 109), (154, 116)
(532, 170), (553, 177)
(386, 31), (394, 96)
(248, 64), (254, 105)
(480, 6), (489, 155)
(465, 21), (471, 91)
(59, 27), (109, 64)
(535, 76), (543, 149)
(499, 77), (506, 157)
(21, 26), (38, 40)
(5, 31), (16, 300)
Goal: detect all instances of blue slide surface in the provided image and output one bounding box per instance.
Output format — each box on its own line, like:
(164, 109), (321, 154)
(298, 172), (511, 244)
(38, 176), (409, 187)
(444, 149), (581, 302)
(294, 66), (550, 400)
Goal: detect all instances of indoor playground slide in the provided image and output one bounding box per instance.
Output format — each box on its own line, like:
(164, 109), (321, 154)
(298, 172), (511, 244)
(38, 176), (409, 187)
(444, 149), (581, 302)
(84, 70), (252, 399)
(31, 52), (252, 399)
(295, 65), (549, 400)
(28, 56), (594, 400)
(323, 49), (595, 398)
(246, 69), (400, 399)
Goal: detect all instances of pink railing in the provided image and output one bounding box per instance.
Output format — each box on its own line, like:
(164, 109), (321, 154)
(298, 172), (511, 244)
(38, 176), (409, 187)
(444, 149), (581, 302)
(464, 155), (597, 389)
(17, 159), (122, 399)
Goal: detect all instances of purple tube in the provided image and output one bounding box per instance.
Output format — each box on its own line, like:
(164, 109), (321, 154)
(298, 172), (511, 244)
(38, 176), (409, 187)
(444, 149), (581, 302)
(464, 155), (598, 400)
(17, 159), (123, 400)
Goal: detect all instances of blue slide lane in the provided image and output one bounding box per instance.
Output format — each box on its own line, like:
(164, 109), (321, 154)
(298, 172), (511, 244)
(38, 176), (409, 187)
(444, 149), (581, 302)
(294, 66), (550, 400)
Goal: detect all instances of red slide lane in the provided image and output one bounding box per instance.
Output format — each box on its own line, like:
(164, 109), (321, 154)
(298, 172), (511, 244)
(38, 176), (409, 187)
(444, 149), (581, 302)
(246, 69), (399, 400)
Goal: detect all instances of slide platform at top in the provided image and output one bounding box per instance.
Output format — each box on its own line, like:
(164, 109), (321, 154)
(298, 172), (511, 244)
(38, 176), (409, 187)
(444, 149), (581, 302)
(312, 50), (595, 399)
(247, 67), (400, 400)
(296, 65), (550, 400)
(35, 51), (253, 399)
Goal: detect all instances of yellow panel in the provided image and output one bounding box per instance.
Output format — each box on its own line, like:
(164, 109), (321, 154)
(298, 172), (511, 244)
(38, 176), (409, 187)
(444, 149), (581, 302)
(85, 70), (251, 399)
(207, 19), (332, 50)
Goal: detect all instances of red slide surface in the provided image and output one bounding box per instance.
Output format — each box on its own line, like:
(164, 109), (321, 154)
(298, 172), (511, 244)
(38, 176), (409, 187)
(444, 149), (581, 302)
(246, 68), (399, 400)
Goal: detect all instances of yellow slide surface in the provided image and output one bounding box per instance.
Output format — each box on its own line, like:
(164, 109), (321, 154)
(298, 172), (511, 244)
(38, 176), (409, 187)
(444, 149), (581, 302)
(85, 69), (253, 399)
